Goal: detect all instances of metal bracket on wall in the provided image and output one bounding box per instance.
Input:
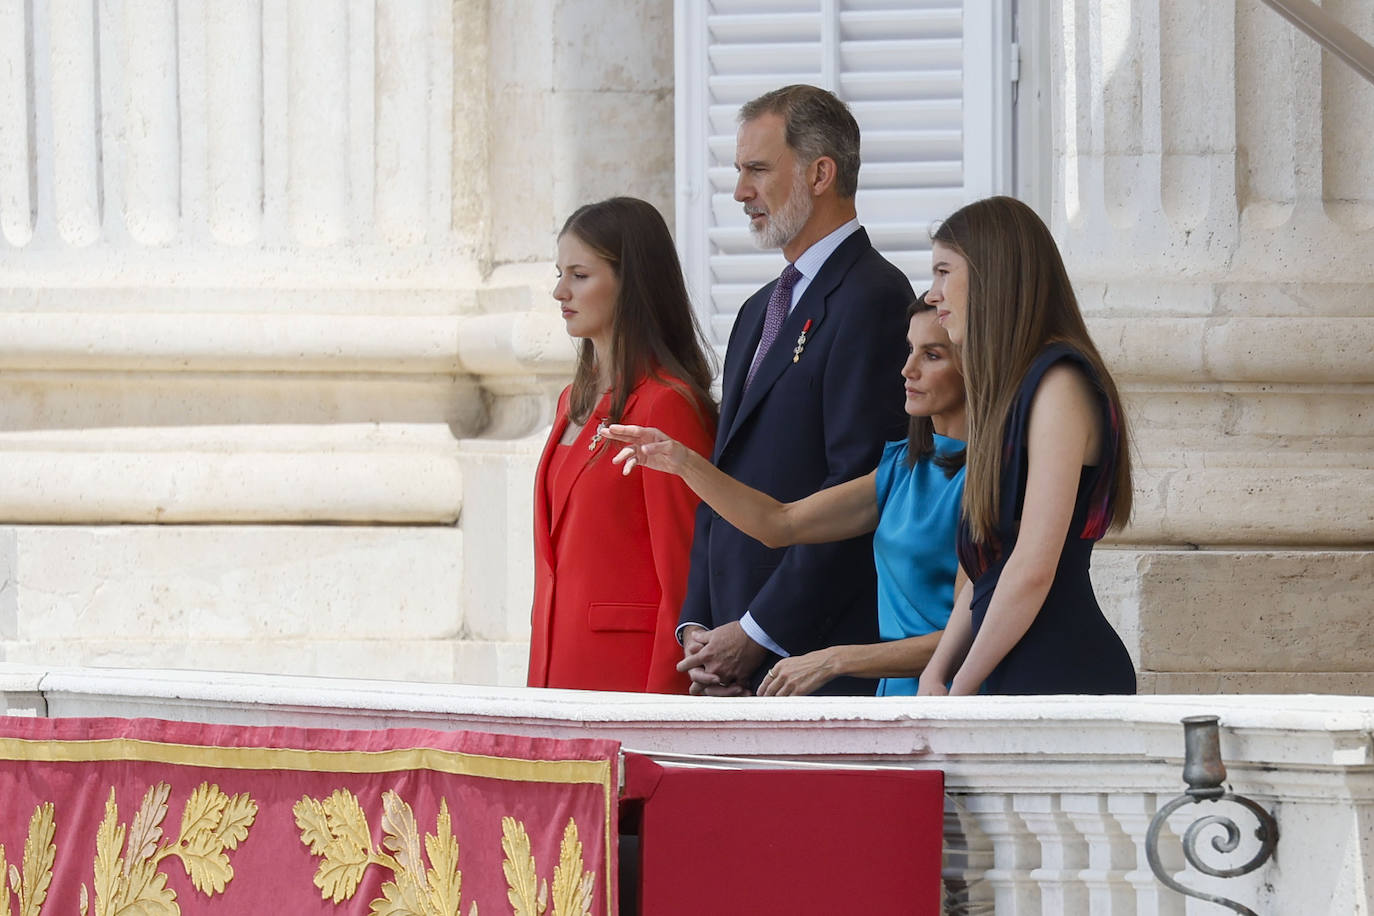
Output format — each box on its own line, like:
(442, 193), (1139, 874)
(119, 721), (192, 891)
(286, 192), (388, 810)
(1145, 715), (1280, 916)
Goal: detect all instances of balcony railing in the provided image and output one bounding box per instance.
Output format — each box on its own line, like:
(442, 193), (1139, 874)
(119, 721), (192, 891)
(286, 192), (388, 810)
(3, 663), (1371, 914)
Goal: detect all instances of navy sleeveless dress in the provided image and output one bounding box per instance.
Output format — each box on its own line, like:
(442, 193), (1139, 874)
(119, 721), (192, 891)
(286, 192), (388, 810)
(956, 344), (1136, 695)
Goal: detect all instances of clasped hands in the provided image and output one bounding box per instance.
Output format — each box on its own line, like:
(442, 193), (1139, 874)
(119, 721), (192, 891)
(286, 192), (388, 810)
(677, 622), (766, 697)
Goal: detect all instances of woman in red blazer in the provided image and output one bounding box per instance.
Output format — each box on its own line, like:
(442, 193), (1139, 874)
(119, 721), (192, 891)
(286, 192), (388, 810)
(528, 198), (717, 693)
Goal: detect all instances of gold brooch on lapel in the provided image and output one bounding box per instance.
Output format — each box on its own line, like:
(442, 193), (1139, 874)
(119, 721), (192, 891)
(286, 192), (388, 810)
(589, 418), (609, 450)
(792, 319), (813, 363)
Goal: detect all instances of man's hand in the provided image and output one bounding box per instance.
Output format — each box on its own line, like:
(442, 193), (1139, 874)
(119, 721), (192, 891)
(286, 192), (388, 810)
(680, 624), (709, 659)
(679, 625), (736, 695)
(677, 620), (767, 689)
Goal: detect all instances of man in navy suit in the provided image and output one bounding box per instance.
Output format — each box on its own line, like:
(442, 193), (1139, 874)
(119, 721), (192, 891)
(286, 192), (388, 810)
(678, 85), (913, 696)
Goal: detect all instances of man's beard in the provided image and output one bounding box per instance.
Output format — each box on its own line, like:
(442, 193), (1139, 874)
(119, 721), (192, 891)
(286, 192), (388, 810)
(749, 170), (812, 249)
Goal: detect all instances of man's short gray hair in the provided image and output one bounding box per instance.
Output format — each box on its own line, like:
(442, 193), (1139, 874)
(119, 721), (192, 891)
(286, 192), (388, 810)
(739, 85), (861, 199)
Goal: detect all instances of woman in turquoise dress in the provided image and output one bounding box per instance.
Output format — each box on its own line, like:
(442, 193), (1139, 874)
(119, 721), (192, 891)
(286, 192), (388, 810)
(606, 297), (966, 696)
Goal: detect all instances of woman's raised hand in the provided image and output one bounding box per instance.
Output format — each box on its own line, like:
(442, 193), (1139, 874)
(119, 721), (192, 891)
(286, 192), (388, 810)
(604, 424), (691, 476)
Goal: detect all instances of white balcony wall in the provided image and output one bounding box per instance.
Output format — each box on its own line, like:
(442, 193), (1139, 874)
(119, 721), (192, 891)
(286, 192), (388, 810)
(3, 664), (1371, 914)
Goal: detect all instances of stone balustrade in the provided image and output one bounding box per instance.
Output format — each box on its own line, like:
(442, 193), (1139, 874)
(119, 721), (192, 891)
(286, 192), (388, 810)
(3, 663), (1370, 914)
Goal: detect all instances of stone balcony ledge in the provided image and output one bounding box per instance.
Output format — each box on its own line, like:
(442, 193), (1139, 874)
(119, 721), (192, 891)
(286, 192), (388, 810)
(4, 664), (1371, 912)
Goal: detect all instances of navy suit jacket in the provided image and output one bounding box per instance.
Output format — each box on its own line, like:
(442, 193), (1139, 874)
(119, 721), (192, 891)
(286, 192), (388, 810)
(679, 227), (913, 694)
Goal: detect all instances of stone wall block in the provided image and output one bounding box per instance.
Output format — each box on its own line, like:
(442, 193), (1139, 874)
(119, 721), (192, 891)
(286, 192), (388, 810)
(2, 638), (465, 682)
(0, 1), (35, 247)
(5, 526), (462, 646)
(0, 374), (471, 433)
(206, 1), (264, 245)
(375, 0), (433, 246)
(1124, 389), (1373, 447)
(551, 88), (675, 225)
(287, 0), (350, 246)
(1133, 550), (1374, 673)
(487, 87), (554, 263)
(1059, 0), (1241, 275)
(122, 0), (180, 245)
(1151, 468), (1373, 546)
(450, 0), (488, 260)
(454, 640), (531, 688)
(0, 437), (464, 524)
(552, 0), (672, 93)
(1235, 0), (1297, 219)
(1158, 1), (1236, 235)
(488, 0), (554, 95)
(1320, 1), (1374, 216)
(1204, 316), (1374, 384)
(46, 0), (102, 246)
(457, 437), (543, 643)
(1140, 671), (1374, 695)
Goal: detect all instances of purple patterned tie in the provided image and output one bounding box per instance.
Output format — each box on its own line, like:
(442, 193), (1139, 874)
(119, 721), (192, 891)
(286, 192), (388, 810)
(744, 263), (802, 391)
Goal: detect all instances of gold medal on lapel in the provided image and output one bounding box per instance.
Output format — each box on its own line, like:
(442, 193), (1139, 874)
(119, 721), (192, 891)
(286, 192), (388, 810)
(792, 319), (813, 363)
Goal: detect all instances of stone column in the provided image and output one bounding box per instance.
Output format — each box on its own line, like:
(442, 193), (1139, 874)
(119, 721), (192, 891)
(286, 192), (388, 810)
(455, 0), (676, 683)
(0, 0), (674, 684)
(1052, 0), (1374, 692)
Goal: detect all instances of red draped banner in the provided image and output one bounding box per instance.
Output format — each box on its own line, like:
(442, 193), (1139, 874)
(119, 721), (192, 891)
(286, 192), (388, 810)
(0, 716), (619, 915)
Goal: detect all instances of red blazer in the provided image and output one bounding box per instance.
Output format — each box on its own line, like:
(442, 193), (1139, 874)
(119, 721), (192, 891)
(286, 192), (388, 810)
(528, 375), (715, 693)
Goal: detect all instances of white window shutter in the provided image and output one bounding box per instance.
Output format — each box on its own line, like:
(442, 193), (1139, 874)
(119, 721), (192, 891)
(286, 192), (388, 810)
(675, 0), (1015, 349)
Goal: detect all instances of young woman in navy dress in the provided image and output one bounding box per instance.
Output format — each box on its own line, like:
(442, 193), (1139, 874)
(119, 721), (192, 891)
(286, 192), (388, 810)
(917, 196), (1137, 696)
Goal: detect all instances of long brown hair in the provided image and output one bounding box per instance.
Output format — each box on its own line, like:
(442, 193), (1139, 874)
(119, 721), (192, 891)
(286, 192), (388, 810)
(904, 293), (965, 477)
(560, 197), (717, 432)
(932, 196), (1131, 541)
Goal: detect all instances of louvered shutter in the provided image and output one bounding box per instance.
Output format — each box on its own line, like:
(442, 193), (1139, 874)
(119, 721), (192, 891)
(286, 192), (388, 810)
(675, 0), (1014, 349)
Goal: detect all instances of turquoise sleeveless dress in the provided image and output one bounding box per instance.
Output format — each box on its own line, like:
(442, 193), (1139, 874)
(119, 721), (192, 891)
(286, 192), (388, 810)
(873, 433), (966, 696)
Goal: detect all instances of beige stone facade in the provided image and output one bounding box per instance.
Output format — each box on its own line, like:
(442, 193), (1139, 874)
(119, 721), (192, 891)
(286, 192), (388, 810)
(0, 1), (1369, 693)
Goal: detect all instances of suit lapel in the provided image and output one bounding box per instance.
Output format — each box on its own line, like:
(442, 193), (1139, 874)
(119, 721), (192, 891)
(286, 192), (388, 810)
(720, 229), (872, 449)
(533, 395), (569, 571)
(548, 386), (639, 537)
(716, 290), (767, 457)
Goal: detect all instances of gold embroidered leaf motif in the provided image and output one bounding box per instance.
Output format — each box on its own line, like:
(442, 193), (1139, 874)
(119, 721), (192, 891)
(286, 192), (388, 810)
(294, 790), (374, 903)
(86, 782), (256, 916)
(213, 791), (256, 852)
(373, 791), (428, 916)
(423, 800), (462, 916)
(115, 783), (175, 911)
(124, 783), (170, 877)
(178, 829), (232, 896)
(0, 842), (11, 915)
(116, 865), (177, 916)
(500, 817), (547, 916)
(550, 819), (592, 916)
(173, 786), (257, 895)
(380, 791), (423, 875)
(293, 796), (333, 855)
(301, 790), (473, 916)
(367, 849), (429, 916)
(18, 801), (56, 916)
(91, 788), (126, 916)
(177, 783), (226, 847)
(367, 878), (425, 916)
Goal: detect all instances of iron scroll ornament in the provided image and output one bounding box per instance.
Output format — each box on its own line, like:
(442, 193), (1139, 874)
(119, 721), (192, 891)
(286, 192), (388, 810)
(1144, 715), (1279, 916)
